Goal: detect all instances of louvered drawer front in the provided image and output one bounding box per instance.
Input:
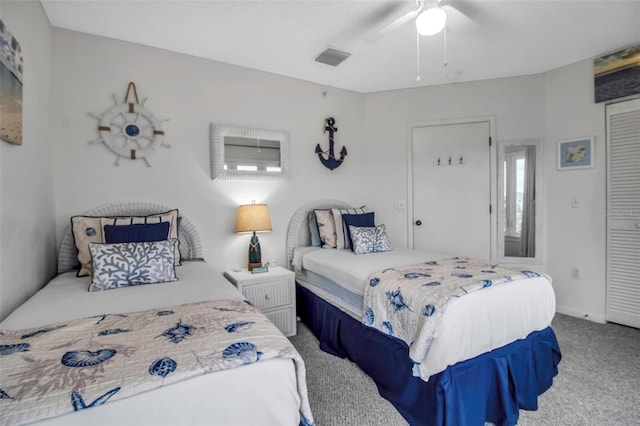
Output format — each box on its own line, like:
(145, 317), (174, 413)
(265, 307), (295, 336)
(609, 109), (640, 212)
(243, 280), (292, 310)
(607, 227), (640, 327)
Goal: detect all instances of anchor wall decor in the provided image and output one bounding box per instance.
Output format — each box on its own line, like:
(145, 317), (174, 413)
(315, 117), (347, 170)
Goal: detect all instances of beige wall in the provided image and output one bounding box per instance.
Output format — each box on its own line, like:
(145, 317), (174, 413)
(1, 7), (614, 323)
(362, 75), (545, 249)
(361, 60), (612, 322)
(0, 0), (56, 320)
(543, 59), (608, 322)
(50, 29), (366, 275)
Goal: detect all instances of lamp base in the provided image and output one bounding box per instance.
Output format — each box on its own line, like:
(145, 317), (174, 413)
(248, 262), (263, 271)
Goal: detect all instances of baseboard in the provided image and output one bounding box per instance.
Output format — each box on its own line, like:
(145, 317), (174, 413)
(555, 306), (606, 324)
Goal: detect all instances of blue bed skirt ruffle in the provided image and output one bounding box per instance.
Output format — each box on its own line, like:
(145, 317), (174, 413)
(297, 284), (561, 426)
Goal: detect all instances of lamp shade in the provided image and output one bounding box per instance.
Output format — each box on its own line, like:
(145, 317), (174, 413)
(416, 6), (447, 36)
(235, 204), (272, 233)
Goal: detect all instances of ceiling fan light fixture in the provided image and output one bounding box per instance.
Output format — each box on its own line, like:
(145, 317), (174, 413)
(416, 6), (447, 36)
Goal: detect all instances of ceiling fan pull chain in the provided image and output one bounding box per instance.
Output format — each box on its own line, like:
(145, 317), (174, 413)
(443, 25), (448, 68)
(416, 30), (421, 82)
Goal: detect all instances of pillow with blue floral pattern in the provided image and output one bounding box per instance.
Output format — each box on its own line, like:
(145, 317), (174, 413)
(88, 239), (177, 291)
(349, 224), (393, 255)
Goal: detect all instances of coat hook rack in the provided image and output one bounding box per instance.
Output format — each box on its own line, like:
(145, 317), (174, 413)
(434, 155), (465, 167)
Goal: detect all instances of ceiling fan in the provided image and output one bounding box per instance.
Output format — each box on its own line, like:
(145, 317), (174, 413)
(364, 0), (476, 43)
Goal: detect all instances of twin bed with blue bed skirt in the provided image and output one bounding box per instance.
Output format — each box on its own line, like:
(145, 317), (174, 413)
(287, 199), (561, 426)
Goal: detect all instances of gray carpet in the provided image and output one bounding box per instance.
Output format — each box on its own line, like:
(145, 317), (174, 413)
(289, 314), (640, 425)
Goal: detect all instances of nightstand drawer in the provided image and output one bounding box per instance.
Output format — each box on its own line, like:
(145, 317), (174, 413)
(264, 307), (295, 336)
(223, 266), (296, 337)
(243, 281), (292, 310)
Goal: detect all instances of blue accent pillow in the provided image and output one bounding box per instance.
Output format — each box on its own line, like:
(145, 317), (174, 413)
(103, 222), (171, 244)
(342, 212), (375, 250)
(308, 211), (322, 247)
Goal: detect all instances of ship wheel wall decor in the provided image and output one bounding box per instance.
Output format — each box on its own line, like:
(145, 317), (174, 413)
(315, 117), (347, 170)
(89, 82), (170, 166)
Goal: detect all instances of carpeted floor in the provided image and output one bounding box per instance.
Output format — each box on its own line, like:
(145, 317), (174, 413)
(289, 313), (640, 426)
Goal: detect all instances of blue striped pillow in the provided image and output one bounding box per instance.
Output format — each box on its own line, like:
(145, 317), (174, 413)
(332, 206), (368, 250)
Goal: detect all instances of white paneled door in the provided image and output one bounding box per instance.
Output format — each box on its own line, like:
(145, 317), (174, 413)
(411, 122), (492, 260)
(606, 98), (640, 329)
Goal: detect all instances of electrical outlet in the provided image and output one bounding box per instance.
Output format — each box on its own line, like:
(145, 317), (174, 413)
(394, 200), (405, 211)
(571, 267), (580, 279)
(570, 197), (580, 208)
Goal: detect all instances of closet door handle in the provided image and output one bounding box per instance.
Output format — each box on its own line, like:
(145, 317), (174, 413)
(415, 220), (422, 226)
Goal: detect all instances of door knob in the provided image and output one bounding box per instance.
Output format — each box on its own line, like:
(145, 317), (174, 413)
(415, 220), (422, 226)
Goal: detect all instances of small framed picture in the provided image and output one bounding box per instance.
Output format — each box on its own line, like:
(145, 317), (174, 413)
(557, 137), (594, 170)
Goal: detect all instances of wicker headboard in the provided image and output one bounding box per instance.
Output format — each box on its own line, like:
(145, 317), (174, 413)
(57, 201), (204, 274)
(285, 198), (352, 270)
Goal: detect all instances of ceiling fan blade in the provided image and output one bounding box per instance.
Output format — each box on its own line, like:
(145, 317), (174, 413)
(442, 1), (479, 33)
(364, 8), (421, 43)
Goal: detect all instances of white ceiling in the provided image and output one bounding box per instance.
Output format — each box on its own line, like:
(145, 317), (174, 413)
(41, 0), (640, 93)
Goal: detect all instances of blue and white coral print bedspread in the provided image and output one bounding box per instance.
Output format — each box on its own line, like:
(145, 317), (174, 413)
(363, 257), (545, 381)
(0, 300), (314, 426)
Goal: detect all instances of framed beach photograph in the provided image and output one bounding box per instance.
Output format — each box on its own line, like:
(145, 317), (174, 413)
(0, 19), (24, 145)
(594, 44), (640, 103)
(557, 137), (594, 170)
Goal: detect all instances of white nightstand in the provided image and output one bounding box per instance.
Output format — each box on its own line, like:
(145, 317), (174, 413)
(223, 266), (296, 337)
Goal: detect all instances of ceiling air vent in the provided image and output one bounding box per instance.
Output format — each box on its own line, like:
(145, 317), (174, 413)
(315, 47), (351, 67)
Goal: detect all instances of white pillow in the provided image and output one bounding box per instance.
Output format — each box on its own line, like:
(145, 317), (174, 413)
(314, 209), (337, 248)
(71, 209), (180, 277)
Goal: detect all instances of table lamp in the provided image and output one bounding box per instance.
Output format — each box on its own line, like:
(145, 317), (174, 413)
(235, 202), (272, 271)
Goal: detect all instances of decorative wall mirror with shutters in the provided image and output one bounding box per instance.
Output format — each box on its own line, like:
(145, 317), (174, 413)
(210, 124), (291, 182)
(606, 98), (640, 329)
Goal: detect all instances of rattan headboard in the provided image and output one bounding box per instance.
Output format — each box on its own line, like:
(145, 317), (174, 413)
(285, 198), (352, 270)
(57, 201), (203, 273)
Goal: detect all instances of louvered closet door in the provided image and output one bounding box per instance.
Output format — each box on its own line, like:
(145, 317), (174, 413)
(606, 98), (640, 328)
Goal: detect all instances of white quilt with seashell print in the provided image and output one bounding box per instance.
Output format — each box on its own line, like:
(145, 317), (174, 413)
(362, 257), (548, 381)
(0, 300), (314, 426)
